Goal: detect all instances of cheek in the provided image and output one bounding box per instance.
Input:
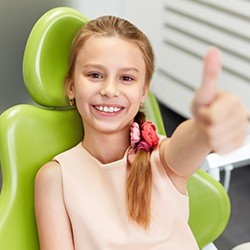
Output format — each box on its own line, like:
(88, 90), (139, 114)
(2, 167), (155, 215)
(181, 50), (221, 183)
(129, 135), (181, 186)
(132, 86), (147, 104)
(128, 92), (144, 115)
(127, 90), (142, 104)
(74, 80), (96, 99)
(73, 85), (90, 110)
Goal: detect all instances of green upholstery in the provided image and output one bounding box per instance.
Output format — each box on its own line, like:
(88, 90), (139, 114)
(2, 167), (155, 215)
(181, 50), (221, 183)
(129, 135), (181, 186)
(23, 7), (89, 107)
(188, 169), (230, 248)
(0, 7), (230, 250)
(0, 106), (83, 250)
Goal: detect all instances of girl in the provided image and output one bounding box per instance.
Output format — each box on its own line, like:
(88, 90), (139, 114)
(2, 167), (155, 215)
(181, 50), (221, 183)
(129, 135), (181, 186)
(35, 16), (248, 250)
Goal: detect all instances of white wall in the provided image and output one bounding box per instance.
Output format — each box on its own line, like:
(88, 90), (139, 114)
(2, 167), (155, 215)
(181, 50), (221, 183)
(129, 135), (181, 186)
(155, 0), (250, 118)
(72, 0), (124, 19)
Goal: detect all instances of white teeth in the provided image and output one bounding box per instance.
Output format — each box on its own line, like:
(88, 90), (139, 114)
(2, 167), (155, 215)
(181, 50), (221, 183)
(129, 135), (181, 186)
(95, 106), (121, 113)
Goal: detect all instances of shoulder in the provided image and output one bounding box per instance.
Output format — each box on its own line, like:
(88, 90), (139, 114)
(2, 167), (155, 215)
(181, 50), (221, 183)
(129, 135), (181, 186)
(35, 162), (74, 249)
(35, 161), (62, 192)
(158, 138), (188, 195)
(53, 143), (81, 163)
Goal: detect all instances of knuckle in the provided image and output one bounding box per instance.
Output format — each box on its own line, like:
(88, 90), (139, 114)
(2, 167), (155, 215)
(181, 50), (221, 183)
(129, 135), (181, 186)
(209, 114), (218, 125)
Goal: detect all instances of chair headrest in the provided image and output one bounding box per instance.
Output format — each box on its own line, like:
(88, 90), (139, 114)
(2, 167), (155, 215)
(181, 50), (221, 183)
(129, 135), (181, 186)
(23, 7), (89, 108)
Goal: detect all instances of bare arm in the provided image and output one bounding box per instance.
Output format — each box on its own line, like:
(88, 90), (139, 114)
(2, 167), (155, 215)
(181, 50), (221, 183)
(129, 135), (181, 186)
(35, 161), (74, 250)
(160, 48), (248, 191)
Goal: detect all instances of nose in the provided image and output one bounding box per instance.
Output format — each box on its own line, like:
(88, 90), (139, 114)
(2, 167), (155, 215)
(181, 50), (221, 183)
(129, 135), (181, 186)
(100, 78), (120, 98)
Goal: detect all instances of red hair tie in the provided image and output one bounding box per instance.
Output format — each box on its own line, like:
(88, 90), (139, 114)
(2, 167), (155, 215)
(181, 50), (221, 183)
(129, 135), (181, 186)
(130, 121), (159, 153)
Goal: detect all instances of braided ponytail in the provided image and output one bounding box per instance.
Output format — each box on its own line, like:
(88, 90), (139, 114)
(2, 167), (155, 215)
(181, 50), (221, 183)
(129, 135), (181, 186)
(126, 111), (153, 229)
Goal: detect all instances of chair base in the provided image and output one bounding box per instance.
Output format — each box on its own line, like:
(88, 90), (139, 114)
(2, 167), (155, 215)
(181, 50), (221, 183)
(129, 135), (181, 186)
(232, 242), (250, 250)
(202, 243), (218, 250)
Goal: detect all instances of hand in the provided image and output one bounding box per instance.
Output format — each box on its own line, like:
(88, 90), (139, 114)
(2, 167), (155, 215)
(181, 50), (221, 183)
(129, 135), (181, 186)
(191, 47), (248, 154)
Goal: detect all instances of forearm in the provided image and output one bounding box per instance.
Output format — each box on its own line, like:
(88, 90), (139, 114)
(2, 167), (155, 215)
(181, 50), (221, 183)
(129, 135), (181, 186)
(163, 119), (211, 177)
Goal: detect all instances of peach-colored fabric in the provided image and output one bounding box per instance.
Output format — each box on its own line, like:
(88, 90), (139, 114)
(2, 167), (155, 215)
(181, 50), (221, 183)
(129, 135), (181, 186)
(54, 138), (199, 250)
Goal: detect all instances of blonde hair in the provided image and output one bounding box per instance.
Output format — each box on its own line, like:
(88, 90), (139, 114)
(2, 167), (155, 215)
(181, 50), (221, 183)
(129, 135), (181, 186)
(65, 16), (155, 229)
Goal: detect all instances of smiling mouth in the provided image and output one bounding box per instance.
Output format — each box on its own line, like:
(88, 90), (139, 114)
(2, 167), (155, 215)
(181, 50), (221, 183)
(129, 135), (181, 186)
(94, 105), (123, 113)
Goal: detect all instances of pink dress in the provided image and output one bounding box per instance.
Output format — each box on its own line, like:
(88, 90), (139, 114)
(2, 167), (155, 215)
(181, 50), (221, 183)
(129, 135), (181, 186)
(54, 138), (199, 250)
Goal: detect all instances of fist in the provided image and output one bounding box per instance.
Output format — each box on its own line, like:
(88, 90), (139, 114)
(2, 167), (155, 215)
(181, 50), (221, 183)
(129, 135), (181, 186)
(191, 47), (248, 154)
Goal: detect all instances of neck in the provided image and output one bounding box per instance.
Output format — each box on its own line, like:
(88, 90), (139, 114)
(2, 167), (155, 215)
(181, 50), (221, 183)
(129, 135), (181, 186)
(82, 127), (130, 164)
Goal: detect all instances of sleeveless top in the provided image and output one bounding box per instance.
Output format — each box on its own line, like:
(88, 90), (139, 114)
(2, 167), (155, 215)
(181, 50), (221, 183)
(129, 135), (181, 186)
(54, 137), (199, 250)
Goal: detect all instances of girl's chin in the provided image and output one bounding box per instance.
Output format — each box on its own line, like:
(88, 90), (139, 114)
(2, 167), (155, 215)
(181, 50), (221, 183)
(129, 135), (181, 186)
(91, 120), (130, 134)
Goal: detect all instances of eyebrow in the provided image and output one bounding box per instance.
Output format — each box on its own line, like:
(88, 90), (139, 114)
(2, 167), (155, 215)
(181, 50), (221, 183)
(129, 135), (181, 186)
(122, 67), (139, 73)
(82, 64), (105, 70)
(82, 64), (139, 73)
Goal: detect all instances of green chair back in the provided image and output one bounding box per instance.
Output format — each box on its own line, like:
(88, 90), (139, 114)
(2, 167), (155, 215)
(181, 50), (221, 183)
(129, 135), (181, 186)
(0, 7), (230, 250)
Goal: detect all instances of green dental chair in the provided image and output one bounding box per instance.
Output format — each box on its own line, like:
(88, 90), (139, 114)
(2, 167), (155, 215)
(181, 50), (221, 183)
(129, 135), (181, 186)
(0, 7), (230, 250)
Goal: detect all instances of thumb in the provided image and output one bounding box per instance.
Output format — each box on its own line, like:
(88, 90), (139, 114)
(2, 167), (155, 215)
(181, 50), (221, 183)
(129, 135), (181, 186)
(194, 47), (221, 108)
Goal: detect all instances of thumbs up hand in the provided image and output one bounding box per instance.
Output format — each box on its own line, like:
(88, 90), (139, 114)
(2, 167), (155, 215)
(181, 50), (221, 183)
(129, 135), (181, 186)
(191, 47), (248, 155)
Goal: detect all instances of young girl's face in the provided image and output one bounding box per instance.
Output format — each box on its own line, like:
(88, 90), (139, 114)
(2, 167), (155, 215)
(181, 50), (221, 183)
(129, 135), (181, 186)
(68, 36), (148, 135)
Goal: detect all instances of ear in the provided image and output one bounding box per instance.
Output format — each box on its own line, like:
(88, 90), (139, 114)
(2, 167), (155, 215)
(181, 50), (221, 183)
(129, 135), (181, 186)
(140, 84), (149, 103)
(66, 80), (75, 99)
